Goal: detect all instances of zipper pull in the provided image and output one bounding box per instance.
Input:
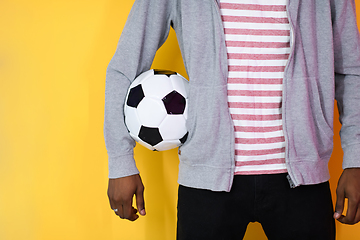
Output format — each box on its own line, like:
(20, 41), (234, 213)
(287, 174), (296, 188)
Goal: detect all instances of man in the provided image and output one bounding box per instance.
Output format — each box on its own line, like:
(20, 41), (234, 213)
(105, 0), (360, 239)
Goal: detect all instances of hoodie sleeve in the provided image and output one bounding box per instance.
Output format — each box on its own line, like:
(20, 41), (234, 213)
(332, 0), (360, 169)
(104, 0), (174, 178)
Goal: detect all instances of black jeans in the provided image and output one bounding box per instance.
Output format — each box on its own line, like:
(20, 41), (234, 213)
(177, 173), (335, 240)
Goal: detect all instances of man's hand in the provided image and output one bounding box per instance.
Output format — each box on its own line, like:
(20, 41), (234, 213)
(334, 168), (360, 225)
(108, 174), (146, 221)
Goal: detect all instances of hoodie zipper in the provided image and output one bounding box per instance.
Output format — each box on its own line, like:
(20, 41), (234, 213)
(284, 0), (297, 188)
(212, 0), (236, 189)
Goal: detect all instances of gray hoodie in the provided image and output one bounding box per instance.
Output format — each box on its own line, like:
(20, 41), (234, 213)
(105, 0), (360, 191)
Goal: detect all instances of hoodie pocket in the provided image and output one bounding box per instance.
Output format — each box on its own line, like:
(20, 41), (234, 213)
(178, 84), (234, 167)
(285, 77), (334, 160)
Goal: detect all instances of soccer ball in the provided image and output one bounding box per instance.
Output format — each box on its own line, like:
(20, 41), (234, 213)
(124, 69), (189, 151)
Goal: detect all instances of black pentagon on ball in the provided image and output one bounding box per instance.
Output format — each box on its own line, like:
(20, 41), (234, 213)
(154, 69), (177, 77)
(162, 90), (186, 114)
(127, 84), (144, 108)
(138, 126), (163, 146)
(180, 132), (189, 144)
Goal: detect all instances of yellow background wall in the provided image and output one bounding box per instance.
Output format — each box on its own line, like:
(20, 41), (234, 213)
(0, 0), (360, 239)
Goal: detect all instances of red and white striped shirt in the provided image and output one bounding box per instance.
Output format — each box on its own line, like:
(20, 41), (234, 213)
(220, 0), (290, 175)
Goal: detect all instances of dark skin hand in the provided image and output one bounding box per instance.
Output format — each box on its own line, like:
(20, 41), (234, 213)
(334, 168), (360, 225)
(108, 174), (146, 221)
(107, 169), (360, 224)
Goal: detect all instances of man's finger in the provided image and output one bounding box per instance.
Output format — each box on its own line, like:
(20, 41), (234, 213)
(108, 195), (121, 217)
(355, 208), (360, 224)
(123, 199), (139, 221)
(344, 198), (357, 224)
(136, 186), (146, 216)
(334, 189), (345, 220)
(131, 207), (140, 221)
(118, 205), (125, 219)
(340, 197), (360, 224)
(107, 187), (116, 211)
